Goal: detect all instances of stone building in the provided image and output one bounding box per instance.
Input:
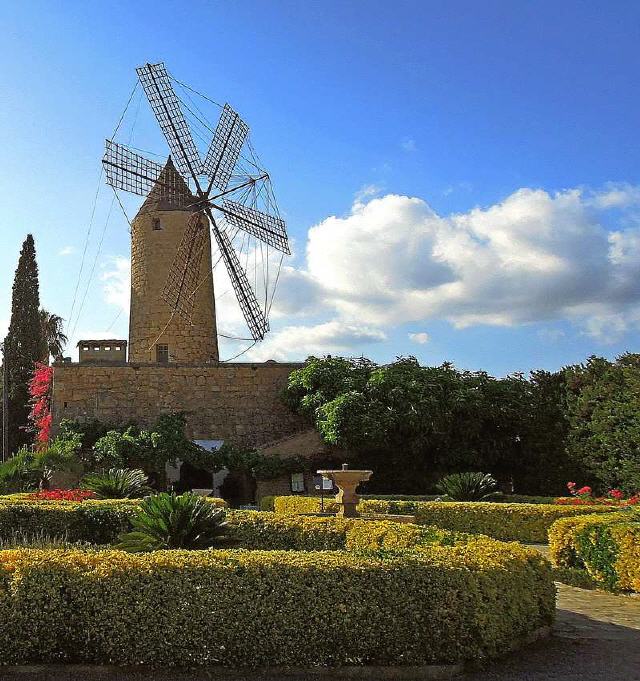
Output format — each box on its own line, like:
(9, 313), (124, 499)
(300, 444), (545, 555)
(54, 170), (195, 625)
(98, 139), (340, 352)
(51, 159), (319, 498)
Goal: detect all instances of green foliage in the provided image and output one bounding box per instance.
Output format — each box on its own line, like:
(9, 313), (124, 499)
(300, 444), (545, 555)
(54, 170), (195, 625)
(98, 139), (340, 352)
(284, 356), (567, 495)
(83, 468), (150, 499)
(116, 492), (227, 552)
(0, 540), (554, 667)
(3, 234), (46, 453)
(0, 448), (39, 492)
(436, 472), (500, 501)
(564, 354), (640, 494)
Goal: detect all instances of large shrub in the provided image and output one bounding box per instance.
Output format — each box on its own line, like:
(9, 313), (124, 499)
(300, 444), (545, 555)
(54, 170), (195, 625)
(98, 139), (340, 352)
(0, 542), (554, 667)
(549, 511), (640, 592)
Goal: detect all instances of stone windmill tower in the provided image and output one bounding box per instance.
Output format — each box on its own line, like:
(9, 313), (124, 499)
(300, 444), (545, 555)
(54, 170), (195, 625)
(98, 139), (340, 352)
(103, 63), (291, 364)
(128, 158), (219, 363)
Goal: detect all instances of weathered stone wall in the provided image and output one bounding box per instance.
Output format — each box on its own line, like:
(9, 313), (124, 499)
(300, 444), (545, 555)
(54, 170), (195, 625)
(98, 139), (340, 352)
(51, 362), (305, 448)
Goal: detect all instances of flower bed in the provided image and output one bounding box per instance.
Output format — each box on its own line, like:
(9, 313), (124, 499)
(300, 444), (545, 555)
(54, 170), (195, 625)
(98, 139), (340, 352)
(549, 511), (640, 592)
(0, 515), (554, 667)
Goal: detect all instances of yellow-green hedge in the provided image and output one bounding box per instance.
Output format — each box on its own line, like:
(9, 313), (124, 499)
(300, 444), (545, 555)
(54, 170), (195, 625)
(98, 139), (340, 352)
(273, 496), (617, 543)
(0, 542), (554, 667)
(362, 500), (617, 543)
(0, 496), (226, 544)
(273, 495), (338, 515)
(227, 512), (468, 552)
(549, 511), (640, 592)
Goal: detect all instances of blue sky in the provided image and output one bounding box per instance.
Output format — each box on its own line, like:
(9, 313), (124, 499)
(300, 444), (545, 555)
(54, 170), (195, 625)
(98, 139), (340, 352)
(1, 0), (639, 375)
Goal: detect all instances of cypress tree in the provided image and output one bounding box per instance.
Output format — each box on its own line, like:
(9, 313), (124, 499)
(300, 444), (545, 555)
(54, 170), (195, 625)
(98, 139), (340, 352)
(2, 235), (45, 454)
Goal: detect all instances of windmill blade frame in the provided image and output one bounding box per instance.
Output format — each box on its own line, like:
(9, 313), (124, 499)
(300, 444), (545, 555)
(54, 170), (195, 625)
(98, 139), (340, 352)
(210, 220), (269, 341)
(136, 62), (202, 181)
(218, 199), (290, 254)
(162, 213), (209, 321)
(202, 104), (249, 191)
(102, 141), (195, 207)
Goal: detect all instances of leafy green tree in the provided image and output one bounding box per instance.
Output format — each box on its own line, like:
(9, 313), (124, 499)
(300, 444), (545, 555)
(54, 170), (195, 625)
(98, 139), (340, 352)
(3, 235), (45, 453)
(564, 354), (640, 494)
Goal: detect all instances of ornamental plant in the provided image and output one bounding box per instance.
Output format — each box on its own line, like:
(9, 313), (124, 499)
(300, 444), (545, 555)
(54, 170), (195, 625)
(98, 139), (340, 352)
(435, 472), (500, 502)
(28, 489), (95, 502)
(116, 492), (227, 552)
(83, 468), (150, 499)
(28, 363), (53, 447)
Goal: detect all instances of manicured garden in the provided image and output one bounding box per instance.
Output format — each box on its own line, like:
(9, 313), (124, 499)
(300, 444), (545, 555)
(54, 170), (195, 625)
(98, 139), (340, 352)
(0, 492), (555, 670)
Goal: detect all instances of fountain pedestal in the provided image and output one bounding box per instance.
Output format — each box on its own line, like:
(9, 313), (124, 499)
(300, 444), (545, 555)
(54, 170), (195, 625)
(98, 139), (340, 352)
(317, 464), (372, 518)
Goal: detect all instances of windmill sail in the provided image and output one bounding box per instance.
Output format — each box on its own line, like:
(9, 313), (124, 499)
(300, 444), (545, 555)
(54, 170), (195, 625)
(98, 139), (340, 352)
(202, 104), (249, 190)
(211, 224), (269, 341)
(103, 141), (194, 207)
(162, 213), (209, 321)
(219, 199), (290, 254)
(136, 62), (202, 181)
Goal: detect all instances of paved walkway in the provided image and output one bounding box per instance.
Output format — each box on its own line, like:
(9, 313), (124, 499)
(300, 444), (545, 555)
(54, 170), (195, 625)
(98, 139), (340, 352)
(0, 581), (638, 681)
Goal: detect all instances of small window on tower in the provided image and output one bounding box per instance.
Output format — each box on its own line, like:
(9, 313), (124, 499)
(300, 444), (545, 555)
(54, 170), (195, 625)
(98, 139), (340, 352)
(152, 218), (162, 231)
(156, 344), (169, 364)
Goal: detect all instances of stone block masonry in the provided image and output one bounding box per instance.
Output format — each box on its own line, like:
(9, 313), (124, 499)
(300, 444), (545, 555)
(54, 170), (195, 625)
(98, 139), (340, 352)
(51, 362), (306, 448)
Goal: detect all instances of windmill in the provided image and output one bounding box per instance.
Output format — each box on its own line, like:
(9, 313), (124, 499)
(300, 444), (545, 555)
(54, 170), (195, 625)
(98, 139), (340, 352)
(102, 62), (290, 347)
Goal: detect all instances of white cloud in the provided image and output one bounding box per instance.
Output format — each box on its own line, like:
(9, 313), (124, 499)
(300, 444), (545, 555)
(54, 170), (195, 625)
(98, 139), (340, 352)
(401, 138), (417, 152)
(408, 332), (430, 344)
(243, 321), (386, 362)
(267, 183), (640, 346)
(101, 256), (130, 312)
(58, 246), (75, 257)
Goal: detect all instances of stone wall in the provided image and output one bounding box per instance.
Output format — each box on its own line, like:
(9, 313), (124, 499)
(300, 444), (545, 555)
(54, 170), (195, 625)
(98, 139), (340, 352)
(51, 362), (305, 448)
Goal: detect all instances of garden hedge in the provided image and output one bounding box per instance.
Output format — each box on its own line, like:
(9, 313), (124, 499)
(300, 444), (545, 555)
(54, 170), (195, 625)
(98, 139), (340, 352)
(0, 496), (226, 545)
(273, 496), (618, 543)
(0, 540), (554, 667)
(549, 511), (640, 592)
(227, 511), (468, 552)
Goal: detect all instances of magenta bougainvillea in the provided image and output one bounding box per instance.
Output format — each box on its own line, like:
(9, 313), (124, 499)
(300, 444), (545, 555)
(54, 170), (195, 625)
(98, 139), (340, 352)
(28, 363), (53, 447)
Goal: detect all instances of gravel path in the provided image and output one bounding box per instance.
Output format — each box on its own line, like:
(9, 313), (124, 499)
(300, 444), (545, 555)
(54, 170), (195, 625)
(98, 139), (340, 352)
(0, 584), (638, 681)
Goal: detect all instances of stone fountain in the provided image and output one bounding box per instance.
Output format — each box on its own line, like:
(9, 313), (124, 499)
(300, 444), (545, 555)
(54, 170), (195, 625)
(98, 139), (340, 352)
(316, 463), (372, 518)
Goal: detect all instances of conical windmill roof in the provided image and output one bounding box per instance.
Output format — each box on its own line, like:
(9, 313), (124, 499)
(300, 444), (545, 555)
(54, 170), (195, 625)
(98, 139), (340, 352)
(138, 156), (198, 215)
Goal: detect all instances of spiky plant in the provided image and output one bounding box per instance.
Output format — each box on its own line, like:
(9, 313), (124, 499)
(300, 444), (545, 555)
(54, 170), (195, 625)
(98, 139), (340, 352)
(82, 468), (150, 499)
(435, 472), (500, 502)
(116, 492), (227, 552)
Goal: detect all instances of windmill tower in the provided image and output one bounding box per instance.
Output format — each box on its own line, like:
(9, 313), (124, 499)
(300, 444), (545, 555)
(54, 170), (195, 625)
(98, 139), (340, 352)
(129, 158), (218, 363)
(102, 62), (290, 363)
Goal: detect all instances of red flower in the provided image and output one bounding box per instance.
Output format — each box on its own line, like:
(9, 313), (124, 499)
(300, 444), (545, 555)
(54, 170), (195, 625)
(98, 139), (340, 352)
(567, 482), (576, 489)
(608, 489), (624, 500)
(29, 489), (95, 502)
(577, 486), (592, 496)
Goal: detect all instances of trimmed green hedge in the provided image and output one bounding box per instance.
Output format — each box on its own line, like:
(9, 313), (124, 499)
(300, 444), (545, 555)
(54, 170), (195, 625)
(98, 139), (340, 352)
(273, 496), (618, 543)
(227, 511), (468, 552)
(0, 539), (554, 667)
(549, 511), (640, 592)
(0, 497), (226, 545)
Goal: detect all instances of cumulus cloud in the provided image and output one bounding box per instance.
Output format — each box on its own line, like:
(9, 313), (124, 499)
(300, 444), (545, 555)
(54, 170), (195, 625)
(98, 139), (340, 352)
(408, 332), (430, 344)
(95, 182), (640, 358)
(244, 321), (386, 362)
(101, 256), (130, 312)
(58, 246), (75, 257)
